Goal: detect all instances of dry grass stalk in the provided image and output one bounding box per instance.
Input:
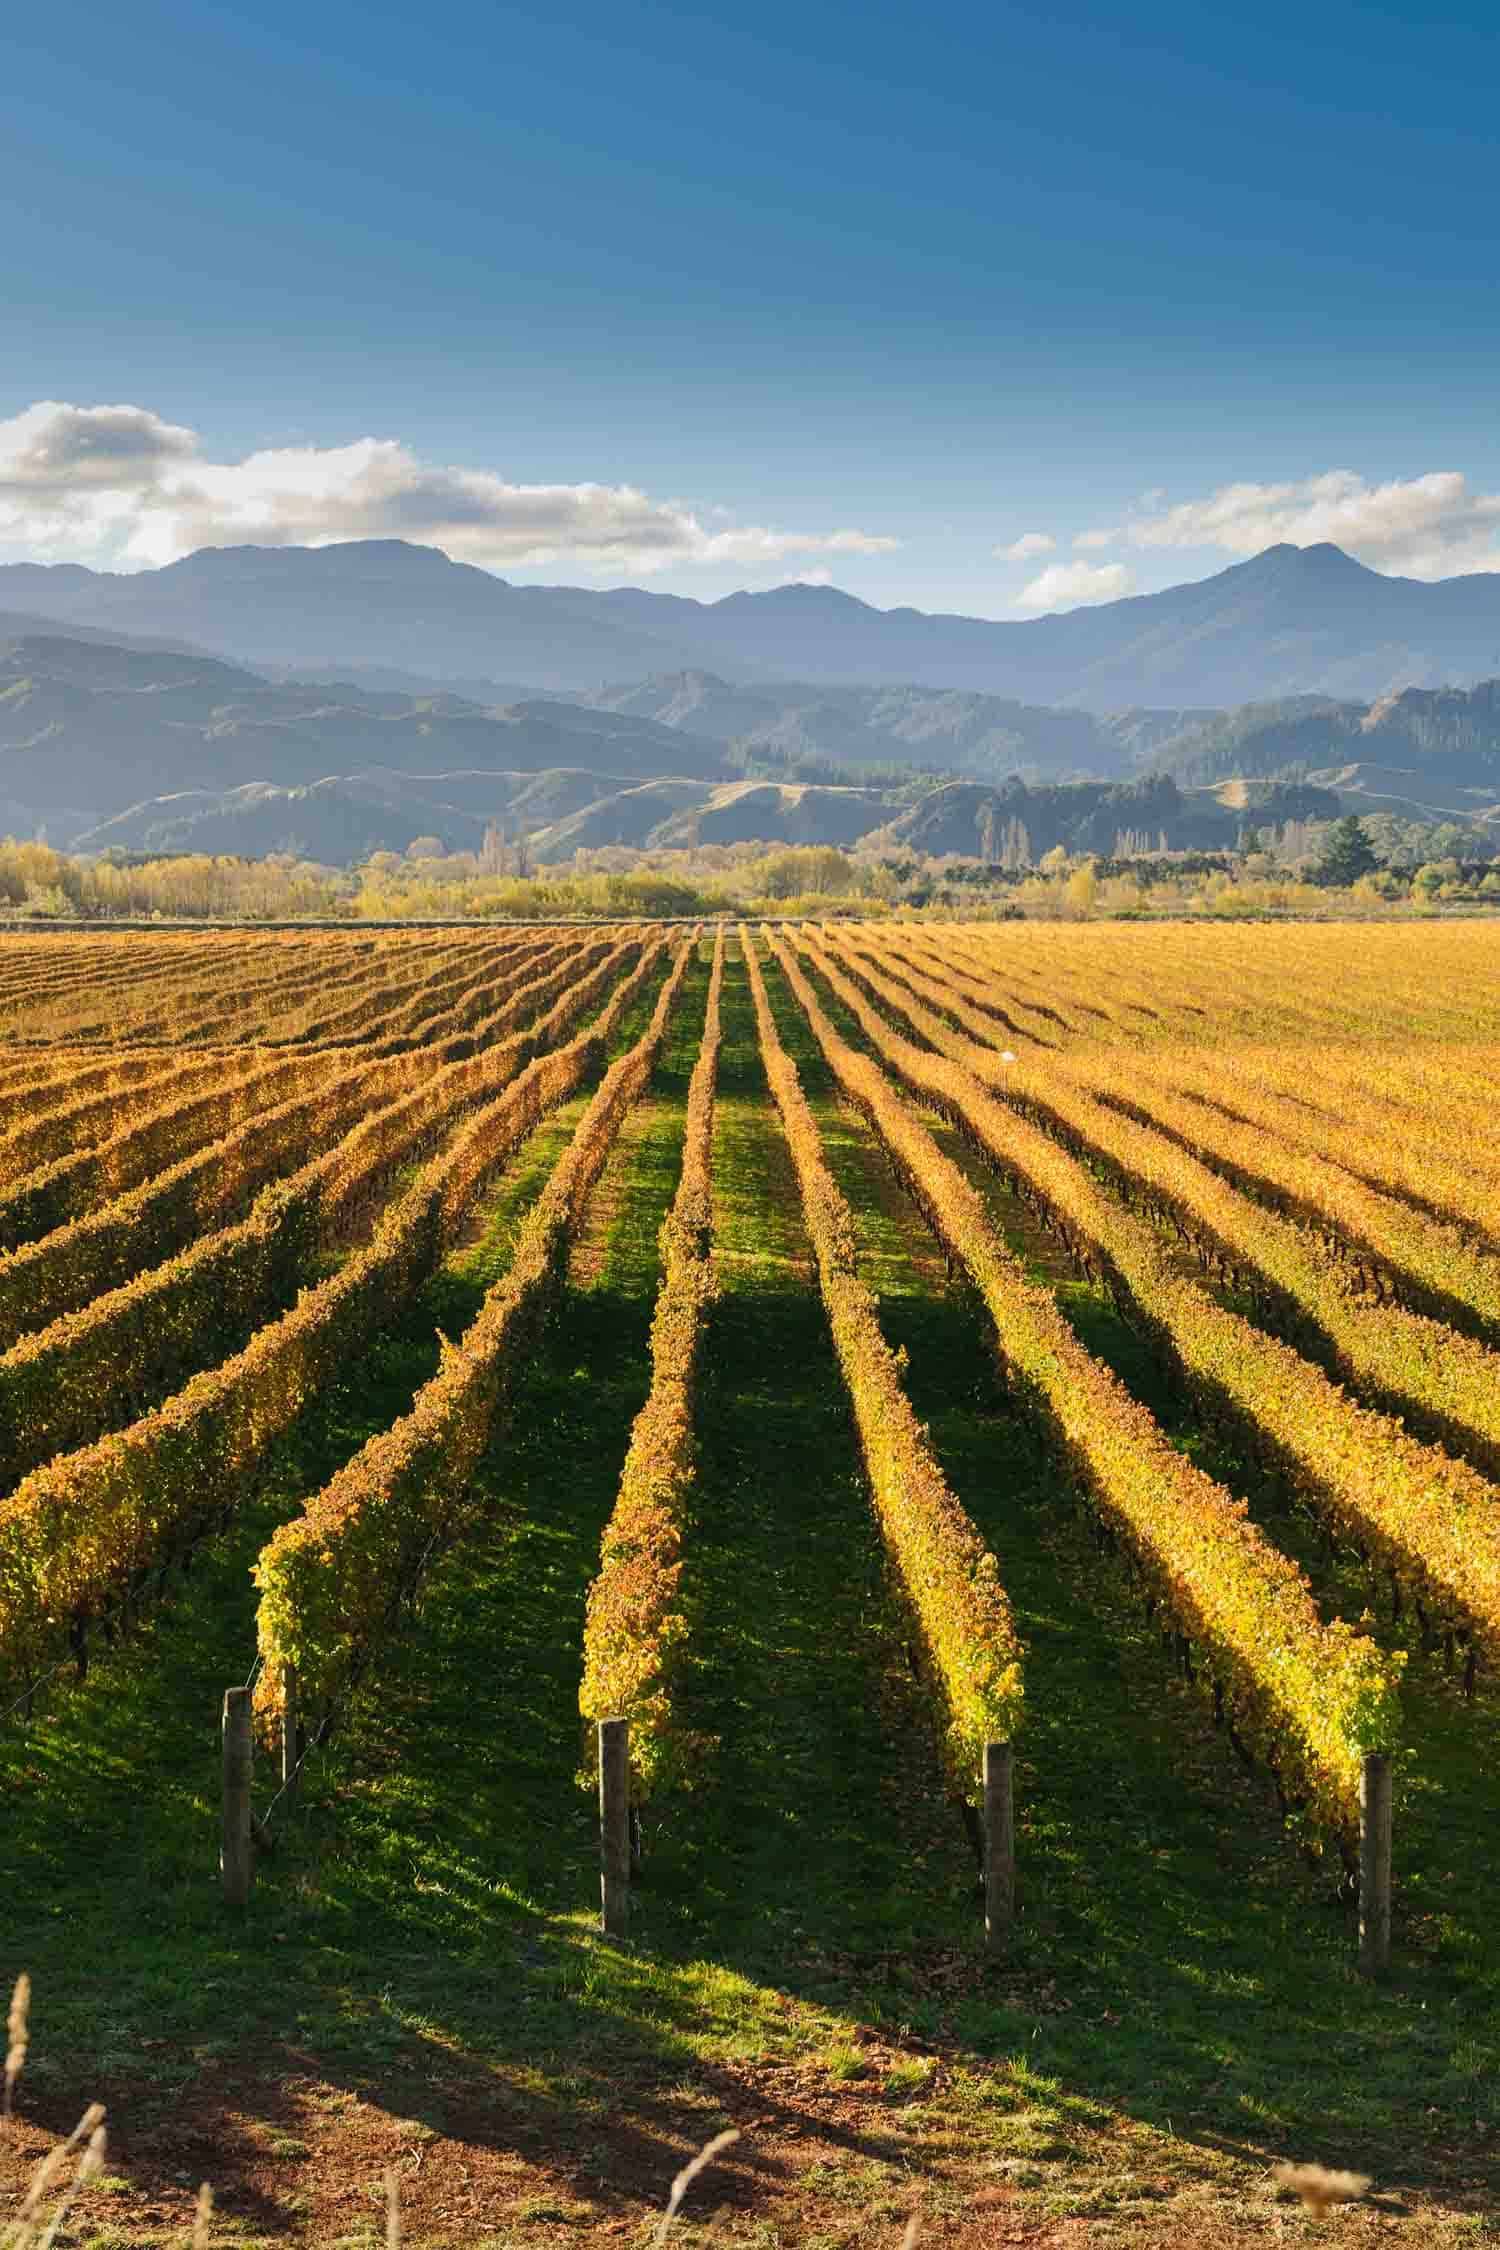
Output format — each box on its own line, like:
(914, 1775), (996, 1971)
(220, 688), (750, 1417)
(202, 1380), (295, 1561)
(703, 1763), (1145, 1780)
(4, 1977), (28, 2121)
(652, 2127), (741, 2245)
(1271, 2161), (1373, 2217)
(190, 2182), (214, 2250)
(384, 2165), (401, 2250)
(2, 2105), (107, 2250)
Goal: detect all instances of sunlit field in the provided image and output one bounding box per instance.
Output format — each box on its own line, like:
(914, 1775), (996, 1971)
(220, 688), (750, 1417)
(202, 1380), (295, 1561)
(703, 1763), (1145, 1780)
(4, 919), (1500, 2247)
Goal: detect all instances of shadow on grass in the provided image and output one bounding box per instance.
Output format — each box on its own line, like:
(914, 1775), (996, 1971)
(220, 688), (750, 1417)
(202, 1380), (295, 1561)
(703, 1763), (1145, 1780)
(3, 942), (1499, 2241)
(751, 946), (1500, 2199)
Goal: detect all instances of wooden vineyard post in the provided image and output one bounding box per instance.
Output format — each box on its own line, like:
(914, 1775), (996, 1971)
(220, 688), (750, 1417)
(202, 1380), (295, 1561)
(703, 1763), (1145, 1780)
(983, 1741), (1014, 1956)
(1358, 1752), (1393, 1977)
(598, 1717), (630, 1938)
(281, 1663), (300, 1805)
(221, 1687), (254, 1907)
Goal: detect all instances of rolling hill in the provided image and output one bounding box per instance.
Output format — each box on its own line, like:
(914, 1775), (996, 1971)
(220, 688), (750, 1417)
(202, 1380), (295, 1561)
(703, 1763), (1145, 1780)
(1150, 680), (1500, 824)
(9, 614), (1500, 864)
(576, 671), (1193, 779)
(0, 629), (735, 842)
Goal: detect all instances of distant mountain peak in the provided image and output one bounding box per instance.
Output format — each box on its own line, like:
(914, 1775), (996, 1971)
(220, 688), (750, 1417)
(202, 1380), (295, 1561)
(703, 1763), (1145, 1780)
(1234, 540), (1374, 582)
(2, 534), (1498, 709)
(163, 537), (470, 577)
(716, 581), (874, 613)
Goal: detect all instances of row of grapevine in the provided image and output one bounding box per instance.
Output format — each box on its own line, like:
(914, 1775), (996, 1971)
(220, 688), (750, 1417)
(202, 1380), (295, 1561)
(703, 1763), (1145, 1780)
(0, 1173), (321, 1488)
(746, 932), (1025, 1801)
(0, 987), (570, 1482)
(889, 932), (1068, 1049)
(0, 1043), (253, 1107)
(256, 934), (528, 1048)
(359, 936), (566, 1053)
(139, 934), (424, 1039)
(251, 937), (699, 1719)
(0, 1054), (190, 1153)
(0, 1051), (421, 1353)
(822, 929), (1500, 1486)
(0, 929), (482, 1048)
(577, 930), (726, 1797)
(883, 919), (1500, 1051)
(0, 930), (232, 996)
(166, 941), (488, 1049)
(769, 929), (1399, 1848)
(0, 1048), (271, 1184)
(1143, 1043), (1500, 1246)
(0, 939), (674, 1683)
(995, 1058), (1500, 1483)
(0, 934), (294, 1029)
(0, 1047), (355, 1251)
(0, 1048), (136, 1097)
(1241, 1038), (1500, 1146)
(794, 931), (1500, 1681)
(0, 936), (638, 1354)
(4, 932), (392, 1047)
(407, 935), (621, 1065)
(1067, 1049), (1500, 1340)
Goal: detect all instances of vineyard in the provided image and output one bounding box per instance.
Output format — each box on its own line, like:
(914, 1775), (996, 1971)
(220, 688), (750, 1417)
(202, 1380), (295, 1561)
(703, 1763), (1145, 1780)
(4, 918), (1500, 2246)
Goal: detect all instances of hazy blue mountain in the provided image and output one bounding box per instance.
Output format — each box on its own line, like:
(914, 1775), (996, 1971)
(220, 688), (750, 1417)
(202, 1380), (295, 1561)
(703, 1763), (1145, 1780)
(1151, 679), (1500, 825)
(4, 538), (1500, 707)
(11, 612), (1500, 864)
(1144, 697), (1362, 783)
(0, 543), (709, 696)
(76, 777), (495, 861)
(81, 765), (1338, 867)
(579, 670), (1246, 781)
(0, 630), (734, 839)
(578, 671), (1128, 778)
(1154, 681), (1500, 781)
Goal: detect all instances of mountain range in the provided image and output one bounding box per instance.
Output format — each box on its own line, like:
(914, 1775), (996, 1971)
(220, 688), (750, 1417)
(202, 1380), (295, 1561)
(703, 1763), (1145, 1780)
(4, 536), (1500, 707)
(0, 624), (1281, 854)
(6, 539), (1500, 863)
(576, 671), (1212, 778)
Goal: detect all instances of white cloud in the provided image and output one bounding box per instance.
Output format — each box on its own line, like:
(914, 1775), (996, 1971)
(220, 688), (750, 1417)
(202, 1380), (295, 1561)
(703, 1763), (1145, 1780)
(1073, 526), (1119, 551)
(995, 531), (1055, 561)
(1124, 470), (1500, 579)
(1017, 559), (1132, 611)
(0, 400), (198, 490)
(0, 399), (900, 576)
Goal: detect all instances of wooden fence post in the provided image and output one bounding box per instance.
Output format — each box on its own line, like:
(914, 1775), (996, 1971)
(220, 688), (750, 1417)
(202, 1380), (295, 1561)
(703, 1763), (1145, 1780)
(281, 1664), (300, 1804)
(598, 1718), (630, 1938)
(221, 1687), (253, 1907)
(1358, 1752), (1392, 1976)
(983, 1741), (1014, 1956)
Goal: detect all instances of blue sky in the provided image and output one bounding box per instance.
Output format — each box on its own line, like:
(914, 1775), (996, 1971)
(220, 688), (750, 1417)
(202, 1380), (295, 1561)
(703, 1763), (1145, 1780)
(3, 0), (1498, 614)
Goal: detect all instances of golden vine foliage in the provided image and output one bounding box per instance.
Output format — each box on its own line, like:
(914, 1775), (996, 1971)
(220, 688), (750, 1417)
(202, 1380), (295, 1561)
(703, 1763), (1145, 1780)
(0, 936), (633, 1347)
(0, 1048), (348, 1250)
(1065, 1052), (1500, 1330)
(797, 929), (1500, 1681)
(1084, 1044), (1500, 1307)
(252, 939), (698, 1718)
(772, 928), (1399, 1846)
(0, 941), (667, 1683)
(578, 930), (725, 1795)
(823, 929), (1500, 1486)
(745, 929), (1024, 1802)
